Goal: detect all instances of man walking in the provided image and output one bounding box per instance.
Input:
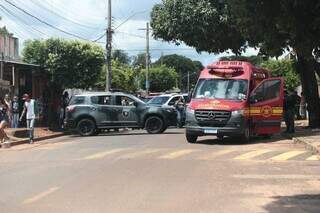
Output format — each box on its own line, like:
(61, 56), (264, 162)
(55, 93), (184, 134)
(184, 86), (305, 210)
(20, 94), (37, 144)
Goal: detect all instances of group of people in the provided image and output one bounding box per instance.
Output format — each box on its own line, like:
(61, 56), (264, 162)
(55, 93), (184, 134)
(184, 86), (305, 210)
(0, 93), (37, 144)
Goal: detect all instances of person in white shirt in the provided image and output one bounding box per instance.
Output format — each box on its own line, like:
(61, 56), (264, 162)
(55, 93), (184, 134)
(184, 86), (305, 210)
(20, 94), (36, 144)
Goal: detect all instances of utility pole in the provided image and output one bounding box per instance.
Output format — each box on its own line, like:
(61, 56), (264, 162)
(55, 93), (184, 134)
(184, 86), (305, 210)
(105, 0), (112, 91)
(145, 22), (150, 94)
(138, 22), (150, 94)
(187, 71), (190, 94)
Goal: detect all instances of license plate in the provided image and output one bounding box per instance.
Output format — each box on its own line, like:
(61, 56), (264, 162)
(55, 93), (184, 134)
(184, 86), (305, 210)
(204, 129), (218, 134)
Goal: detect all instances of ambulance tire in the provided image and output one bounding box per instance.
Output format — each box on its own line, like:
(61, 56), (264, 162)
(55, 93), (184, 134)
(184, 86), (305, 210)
(240, 127), (250, 143)
(186, 134), (198, 143)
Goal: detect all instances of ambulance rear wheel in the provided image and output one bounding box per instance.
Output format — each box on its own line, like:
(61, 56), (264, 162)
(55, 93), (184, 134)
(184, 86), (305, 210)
(186, 134), (198, 143)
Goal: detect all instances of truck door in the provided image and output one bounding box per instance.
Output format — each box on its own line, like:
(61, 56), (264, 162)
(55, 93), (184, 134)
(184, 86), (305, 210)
(112, 95), (139, 127)
(249, 78), (284, 135)
(90, 95), (113, 127)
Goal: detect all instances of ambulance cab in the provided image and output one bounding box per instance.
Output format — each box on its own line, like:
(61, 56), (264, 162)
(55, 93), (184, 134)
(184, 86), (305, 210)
(185, 61), (284, 143)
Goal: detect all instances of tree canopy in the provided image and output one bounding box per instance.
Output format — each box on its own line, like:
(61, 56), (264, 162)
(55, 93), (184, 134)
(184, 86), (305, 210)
(151, 0), (320, 127)
(23, 38), (105, 89)
(261, 60), (300, 92)
(154, 54), (203, 91)
(112, 49), (131, 65)
(140, 65), (178, 92)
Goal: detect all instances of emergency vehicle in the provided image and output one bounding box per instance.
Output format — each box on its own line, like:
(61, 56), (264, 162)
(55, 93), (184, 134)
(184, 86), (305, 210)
(185, 61), (284, 143)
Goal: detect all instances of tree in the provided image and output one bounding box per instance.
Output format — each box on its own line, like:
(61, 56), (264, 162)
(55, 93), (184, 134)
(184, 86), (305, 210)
(112, 49), (131, 65)
(96, 60), (138, 92)
(132, 53), (149, 69)
(151, 0), (320, 127)
(23, 38), (105, 90)
(140, 65), (178, 92)
(154, 54), (203, 92)
(261, 60), (300, 92)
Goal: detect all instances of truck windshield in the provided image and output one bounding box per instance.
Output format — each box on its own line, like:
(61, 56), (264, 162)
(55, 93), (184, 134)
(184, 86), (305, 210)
(148, 96), (170, 105)
(194, 79), (248, 100)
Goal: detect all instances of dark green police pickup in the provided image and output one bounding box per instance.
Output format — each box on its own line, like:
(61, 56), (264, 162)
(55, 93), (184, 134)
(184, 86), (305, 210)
(64, 92), (177, 136)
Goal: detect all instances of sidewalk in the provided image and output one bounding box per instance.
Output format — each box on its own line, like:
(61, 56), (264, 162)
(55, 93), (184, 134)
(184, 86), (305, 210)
(283, 120), (320, 154)
(1, 128), (64, 148)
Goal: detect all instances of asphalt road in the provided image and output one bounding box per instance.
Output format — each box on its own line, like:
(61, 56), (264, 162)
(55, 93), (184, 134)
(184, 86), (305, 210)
(0, 129), (319, 213)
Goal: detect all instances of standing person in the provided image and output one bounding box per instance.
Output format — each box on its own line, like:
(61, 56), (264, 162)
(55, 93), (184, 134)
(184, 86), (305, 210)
(20, 94), (37, 144)
(0, 98), (10, 143)
(4, 94), (12, 127)
(11, 95), (19, 128)
(59, 91), (69, 129)
(175, 96), (186, 128)
(292, 91), (301, 120)
(283, 91), (296, 134)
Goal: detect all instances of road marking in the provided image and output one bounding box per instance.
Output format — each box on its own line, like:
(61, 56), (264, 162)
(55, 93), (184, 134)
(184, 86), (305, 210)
(234, 149), (272, 160)
(118, 149), (163, 159)
(306, 155), (320, 161)
(198, 149), (236, 160)
(233, 175), (320, 180)
(84, 148), (129, 160)
(271, 150), (307, 161)
(159, 149), (196, 159)
(23, 187), (59, 205)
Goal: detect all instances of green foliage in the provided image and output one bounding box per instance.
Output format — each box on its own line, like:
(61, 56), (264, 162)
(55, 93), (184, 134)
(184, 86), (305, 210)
(96, 60), (138, 92)
(261, 60), (300, 92)
(151, 0), (246, 54)
(140, 65), (178, 92)
(112, 49), (131, 65)
(22, 38), (104, 89)
(132, 53), (149, 69)
(154, 54), (203, 91)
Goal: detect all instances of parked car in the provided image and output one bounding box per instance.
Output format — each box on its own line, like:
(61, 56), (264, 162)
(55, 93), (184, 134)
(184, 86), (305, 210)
(148, 94), (188, 127)
(64, 92), (177, 136)
(147, 94), (186, 107)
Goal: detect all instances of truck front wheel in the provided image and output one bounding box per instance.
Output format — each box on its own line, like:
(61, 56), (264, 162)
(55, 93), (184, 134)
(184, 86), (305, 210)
(145, 116), (165, 134)
(186, 133), (198, 143)
(240, 127), (250, 143)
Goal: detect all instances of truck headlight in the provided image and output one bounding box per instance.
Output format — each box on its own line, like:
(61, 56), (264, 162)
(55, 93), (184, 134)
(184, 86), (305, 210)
(232, 110), (244, 116)
(186, 107), (195, 114)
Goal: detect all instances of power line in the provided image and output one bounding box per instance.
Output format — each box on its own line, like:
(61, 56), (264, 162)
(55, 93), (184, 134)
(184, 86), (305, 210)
(29, 0), (101, 30)
(0, 4), (48, 38)
(115, 31), (145, 39)
(3, 0), (90, 40)
(114, 10), (147, 30)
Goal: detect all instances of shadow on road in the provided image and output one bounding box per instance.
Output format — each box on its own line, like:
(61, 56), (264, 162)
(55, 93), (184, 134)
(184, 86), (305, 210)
(264, 194), (320, 213)
(69, 131), (184, 138)
(196, 134), (286, 146)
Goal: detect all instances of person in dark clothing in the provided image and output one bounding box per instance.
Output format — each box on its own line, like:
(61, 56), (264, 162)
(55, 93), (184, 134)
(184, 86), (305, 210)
(292, 91), (301, 120)
(283, 91), (296, 133)
(11, 96), (19, 128)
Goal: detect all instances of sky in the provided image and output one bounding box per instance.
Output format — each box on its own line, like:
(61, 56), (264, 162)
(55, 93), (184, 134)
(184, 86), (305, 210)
(0, 0), (257, 65)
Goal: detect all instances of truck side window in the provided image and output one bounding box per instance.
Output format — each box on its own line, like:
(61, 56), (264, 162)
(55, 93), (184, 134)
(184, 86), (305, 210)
(251, 80), (281, 103)
(91, 96), (111, 105)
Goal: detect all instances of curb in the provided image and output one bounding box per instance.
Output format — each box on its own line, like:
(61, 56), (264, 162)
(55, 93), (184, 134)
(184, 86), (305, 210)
(3, 133), (65, 148)
(293, 137), (320, 155)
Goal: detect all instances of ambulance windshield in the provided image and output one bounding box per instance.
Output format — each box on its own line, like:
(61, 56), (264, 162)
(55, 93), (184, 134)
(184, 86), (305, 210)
(194, 79), (248, 100)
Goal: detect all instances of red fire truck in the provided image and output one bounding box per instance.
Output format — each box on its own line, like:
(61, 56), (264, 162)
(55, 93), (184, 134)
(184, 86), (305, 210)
(185, 61), (284, 143)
